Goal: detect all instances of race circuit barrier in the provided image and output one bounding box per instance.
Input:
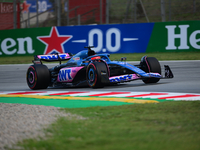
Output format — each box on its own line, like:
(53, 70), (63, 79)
(0, 20), (200, 57)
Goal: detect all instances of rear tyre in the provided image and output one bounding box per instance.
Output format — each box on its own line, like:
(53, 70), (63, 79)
(26, 64), (50, 90)
(141, 57), (161, 84)
(86, 62), (109, 88)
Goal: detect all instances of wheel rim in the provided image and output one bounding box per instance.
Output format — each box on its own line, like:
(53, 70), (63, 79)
(88, 68), (95, 84)
(28, 71), (35, 84)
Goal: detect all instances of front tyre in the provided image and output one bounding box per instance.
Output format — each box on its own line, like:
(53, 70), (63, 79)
(86, 62), (109, 88)
(141, 57), (161, 84)
(26, 65), (50, 90)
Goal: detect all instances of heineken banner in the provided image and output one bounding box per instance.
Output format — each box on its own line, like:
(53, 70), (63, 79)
(0, 20), (200, 56)
(146, 21), (200, 52)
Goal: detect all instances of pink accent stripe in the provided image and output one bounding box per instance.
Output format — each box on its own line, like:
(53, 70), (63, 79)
(158, 94), (200, 99)
(49, 91), (88, 96)
(127, 93), (168, 97)
(8, 91), (46, 95)
(89, 92), (131, 97)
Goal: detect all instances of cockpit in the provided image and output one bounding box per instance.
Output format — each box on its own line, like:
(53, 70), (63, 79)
(68, 50), (89, 62)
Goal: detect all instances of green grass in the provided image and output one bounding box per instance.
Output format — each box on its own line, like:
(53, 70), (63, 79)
(0, 51), (200, 65)
(18, 101), (200, 150)
(0, 56), (34, 65)
(109, 51), (200, 61)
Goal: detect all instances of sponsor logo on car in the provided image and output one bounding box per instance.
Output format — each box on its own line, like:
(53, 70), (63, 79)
(58, 69), (73, 82)
(109, 74), (139, 82)
(73, 57), (80, 61)
(38, 53), (70, 60)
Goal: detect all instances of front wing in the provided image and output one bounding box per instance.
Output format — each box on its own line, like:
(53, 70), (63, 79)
(109, 65), (173, 83)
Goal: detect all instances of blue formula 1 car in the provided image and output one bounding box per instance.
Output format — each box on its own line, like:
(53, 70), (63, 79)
(26, 46), (174, 90)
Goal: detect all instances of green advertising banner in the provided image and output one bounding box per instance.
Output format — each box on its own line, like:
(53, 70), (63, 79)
(0, 27), (51, 56)
(146, 20), (200, 52)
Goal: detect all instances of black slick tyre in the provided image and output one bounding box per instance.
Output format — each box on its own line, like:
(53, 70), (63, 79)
(26, 64), (50, 90)
(86, 62), (109, 88)
(141, 57), (161, 84)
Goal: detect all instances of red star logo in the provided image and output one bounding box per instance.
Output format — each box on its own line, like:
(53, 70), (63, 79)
(37, 27), (73, 54)
(22, 1), (31, 13)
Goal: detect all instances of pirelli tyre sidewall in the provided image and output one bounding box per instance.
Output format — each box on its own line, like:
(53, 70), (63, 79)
(86, 61), (109, 88)
(26, 64), (50, 90)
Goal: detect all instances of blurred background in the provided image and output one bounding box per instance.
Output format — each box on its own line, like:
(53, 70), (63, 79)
(0, 0), (199, 30)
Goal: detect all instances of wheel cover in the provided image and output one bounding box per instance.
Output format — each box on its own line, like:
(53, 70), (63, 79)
(28, 71), (35, 84)
(88, 68), (95, 84)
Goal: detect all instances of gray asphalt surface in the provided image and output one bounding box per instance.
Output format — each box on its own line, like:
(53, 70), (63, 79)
(0, 60), (200, 93)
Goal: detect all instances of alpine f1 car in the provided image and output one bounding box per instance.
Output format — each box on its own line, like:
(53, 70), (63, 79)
(26, 46), (174, 90)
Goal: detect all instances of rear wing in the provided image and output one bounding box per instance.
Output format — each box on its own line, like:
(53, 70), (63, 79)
(33, 53), (73, 64)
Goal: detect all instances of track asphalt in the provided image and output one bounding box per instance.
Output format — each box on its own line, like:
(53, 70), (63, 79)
(0, 61), (200, 108)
